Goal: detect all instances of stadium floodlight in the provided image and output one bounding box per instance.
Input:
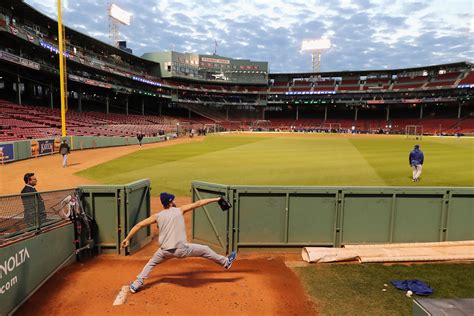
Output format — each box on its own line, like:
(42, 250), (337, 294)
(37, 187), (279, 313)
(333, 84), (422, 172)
(109, 4), (131, 25)
(108, 4), (132, 47)
(301, 38), (331, 74)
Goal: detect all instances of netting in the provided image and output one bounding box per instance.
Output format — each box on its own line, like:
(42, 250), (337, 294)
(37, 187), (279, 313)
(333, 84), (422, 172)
(0, 189), (77, 242)
(406, 125), (423, 140)
(204, 123), (225, 133)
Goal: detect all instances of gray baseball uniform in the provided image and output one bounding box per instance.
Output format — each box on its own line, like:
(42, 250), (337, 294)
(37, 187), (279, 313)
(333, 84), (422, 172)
(135, 207), (228, 282)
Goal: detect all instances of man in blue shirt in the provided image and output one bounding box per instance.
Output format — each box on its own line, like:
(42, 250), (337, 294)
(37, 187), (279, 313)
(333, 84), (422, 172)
(409, 144), (424, 182)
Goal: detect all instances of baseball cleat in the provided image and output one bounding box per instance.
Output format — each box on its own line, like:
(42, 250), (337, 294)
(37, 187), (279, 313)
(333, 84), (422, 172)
(129, 278), (143, 293)
(224, 251), (237, 270)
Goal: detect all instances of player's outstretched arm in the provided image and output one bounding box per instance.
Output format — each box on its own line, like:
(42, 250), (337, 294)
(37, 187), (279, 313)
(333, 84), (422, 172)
(121, 214), (157, 248)
(181, 197), (220, 214)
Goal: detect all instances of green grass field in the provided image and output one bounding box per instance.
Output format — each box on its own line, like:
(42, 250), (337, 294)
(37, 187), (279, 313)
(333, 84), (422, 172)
(77, 133), (474, 196)
(293, 263), (474, 315)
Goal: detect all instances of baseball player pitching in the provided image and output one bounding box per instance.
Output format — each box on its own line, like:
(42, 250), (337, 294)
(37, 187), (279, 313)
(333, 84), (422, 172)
(121, 192), (237, 293)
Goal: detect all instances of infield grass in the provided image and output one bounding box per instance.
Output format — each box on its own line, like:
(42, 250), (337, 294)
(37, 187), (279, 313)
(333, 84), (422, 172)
(77, 133), (474, 196)
(293, 263), (474, 315)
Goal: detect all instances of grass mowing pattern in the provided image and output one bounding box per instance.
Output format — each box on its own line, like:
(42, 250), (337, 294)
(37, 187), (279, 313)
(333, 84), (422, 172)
(77, 134), (474, 196)
(293, 263), (474, 315)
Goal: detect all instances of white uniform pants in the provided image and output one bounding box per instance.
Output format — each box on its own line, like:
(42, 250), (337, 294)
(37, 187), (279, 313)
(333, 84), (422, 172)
(62, 154), (68, 167)
(412, 164), (422, 180)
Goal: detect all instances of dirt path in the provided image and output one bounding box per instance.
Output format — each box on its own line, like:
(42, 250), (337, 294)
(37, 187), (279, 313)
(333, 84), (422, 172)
(4, 137), (317, 315)
(0, 137), (204, 195)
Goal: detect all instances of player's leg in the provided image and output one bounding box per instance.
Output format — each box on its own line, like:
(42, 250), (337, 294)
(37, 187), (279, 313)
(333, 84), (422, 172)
(130, 248), (171, 293)
(415, 165), (422, 180)
(411, 165), (417, 181)
(178, 243), (236, 269)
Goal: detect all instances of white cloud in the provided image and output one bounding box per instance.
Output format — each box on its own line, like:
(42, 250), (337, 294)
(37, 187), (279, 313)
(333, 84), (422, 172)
(24, 0), (473, 72)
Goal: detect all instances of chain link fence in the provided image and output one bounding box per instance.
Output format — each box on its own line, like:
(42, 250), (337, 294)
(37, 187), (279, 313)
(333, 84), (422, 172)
(0, 189), (77, 243)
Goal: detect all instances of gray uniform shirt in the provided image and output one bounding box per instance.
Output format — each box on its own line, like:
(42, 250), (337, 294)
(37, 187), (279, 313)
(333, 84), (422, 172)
(156, 207), (187, 250)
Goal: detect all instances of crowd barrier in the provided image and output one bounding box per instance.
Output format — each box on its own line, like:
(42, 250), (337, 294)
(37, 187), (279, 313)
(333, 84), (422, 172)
(0, 179), (151, 315)
(0, 134), (168, 164)
(191, 182), (474, 253)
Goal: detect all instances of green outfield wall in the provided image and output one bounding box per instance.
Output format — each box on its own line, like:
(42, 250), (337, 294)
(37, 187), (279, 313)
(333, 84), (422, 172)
(191, 182), (474, 253)
(0, 134), (168, 163)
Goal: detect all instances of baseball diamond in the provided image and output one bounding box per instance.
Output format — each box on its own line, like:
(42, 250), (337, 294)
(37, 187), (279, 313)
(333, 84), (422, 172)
(0, 0), (473, 314)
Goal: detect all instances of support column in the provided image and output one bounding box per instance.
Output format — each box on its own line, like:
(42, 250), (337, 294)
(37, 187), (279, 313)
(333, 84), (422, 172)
(125, 95), (129, 115)
(188, 108), (191, 119)
(386, 105), (390, 121)
(458, 103), (462, 119)
(78, 86), (82, 112)
(354, 107), (359, 121)
(262, 107), (266, 120)
(324, 105), (328, 121)
(106, 93), (110, 114)
(49, 83), (54, 109)
(141, 97), (145, 115)
(296, 105), (299, 120)
(158, 103), (162, 116)
(17, 75), (21, 105)
(226, 106), (229, 121)
(419, 104), (423, 119)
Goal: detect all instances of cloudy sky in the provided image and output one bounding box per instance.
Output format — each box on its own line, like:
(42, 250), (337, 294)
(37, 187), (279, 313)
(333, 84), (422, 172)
(25, 0), (473, 73)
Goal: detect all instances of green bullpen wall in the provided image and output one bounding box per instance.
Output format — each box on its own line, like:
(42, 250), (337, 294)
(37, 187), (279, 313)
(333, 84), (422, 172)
(0, 223), (76, 316)
(79, 179), (152, 255)
(0, 134), (168, 163)
(191, 182), (474, 253)
(0, 179), (151, 314)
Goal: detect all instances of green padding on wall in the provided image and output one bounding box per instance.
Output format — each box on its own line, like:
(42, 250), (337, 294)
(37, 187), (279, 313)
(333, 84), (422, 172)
(191, 182), (474, 251)
(0, 224), (75, 316)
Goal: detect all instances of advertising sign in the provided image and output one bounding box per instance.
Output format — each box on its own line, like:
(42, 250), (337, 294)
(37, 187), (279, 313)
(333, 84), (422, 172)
(0, 143), (14, 162)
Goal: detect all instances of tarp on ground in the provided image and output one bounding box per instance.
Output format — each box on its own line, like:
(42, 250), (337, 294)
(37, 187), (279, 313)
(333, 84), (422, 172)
(302, 240), (474, 263)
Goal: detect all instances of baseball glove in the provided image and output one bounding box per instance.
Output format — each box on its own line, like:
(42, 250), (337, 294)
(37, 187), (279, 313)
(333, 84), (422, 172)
(218, 197), (232, 211)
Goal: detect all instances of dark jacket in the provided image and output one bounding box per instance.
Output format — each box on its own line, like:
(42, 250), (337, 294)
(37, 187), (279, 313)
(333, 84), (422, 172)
(21, 185), (46, 226)
(409, 148), (424, 165)
(59, 142), (70, 155)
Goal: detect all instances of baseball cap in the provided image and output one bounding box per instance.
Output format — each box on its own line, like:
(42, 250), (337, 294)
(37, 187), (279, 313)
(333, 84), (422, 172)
(414, 144), (420, 149)
(160, 192), (175, 207)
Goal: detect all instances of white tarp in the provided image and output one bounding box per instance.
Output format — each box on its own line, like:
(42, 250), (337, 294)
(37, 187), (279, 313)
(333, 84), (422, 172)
(302, 240), (474, 263)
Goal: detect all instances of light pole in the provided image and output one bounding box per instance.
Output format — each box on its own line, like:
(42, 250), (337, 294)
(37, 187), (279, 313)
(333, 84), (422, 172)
(301, 38), (331, 74)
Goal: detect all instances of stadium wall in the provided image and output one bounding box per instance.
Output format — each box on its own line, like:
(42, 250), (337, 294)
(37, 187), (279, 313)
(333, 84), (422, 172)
(0, 135), (169, 163)
(0, 223), (76, 316)
(191, 182), (474, 253)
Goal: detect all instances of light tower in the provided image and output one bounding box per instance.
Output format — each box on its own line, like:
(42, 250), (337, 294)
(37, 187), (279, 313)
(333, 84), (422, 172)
(108, 4), (131, 47)
(301, 38), (331, 73)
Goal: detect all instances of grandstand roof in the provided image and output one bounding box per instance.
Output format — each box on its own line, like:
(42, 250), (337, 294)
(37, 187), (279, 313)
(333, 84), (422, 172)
(270, 61), (473, 79)
(4, 0), (158, 68)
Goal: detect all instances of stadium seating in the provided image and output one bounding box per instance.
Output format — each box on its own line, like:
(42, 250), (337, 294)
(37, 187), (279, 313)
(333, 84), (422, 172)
(459, 71), (474, 85)
(0, 100), (180, 141)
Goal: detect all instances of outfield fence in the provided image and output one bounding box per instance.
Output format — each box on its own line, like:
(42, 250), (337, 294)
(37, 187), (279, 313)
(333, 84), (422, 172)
(0, 134), (169, 164)
(191, 182), (474, 253)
